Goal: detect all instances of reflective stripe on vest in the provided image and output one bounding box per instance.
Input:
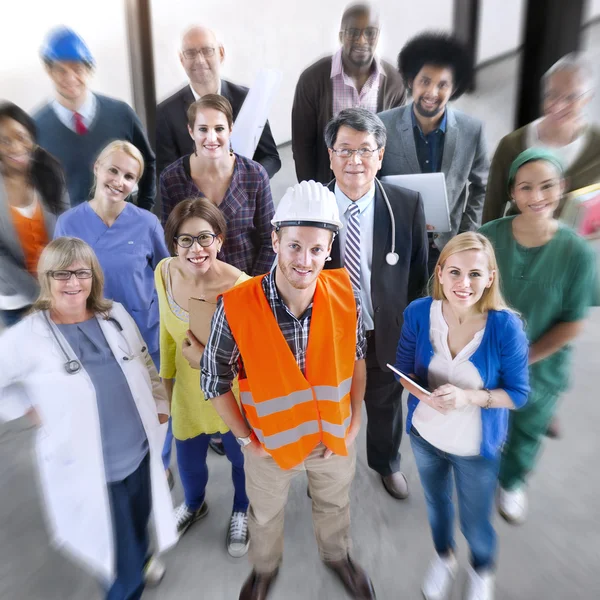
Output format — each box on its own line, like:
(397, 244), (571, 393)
(239, 377), (352, 418)
(253, 415), (352, 451)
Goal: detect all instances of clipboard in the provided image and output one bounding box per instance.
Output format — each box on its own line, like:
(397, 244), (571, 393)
(386, 363), (447, 415)
(188, 298), (217, 346)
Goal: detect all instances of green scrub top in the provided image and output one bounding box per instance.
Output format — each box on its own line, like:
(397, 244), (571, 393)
(480, 216), (596, 395)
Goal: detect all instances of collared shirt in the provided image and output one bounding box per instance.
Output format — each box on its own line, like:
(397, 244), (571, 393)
(189, 81), (222, 101)
(334, 183), (376, 330)
(331, 47), (384, 117)
(412, 107), (447, 173)
(51, 92), (97, 131)
(201, 267), (367, 399)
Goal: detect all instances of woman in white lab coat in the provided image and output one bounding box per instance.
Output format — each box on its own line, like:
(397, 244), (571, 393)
(0, 237), (177, 600)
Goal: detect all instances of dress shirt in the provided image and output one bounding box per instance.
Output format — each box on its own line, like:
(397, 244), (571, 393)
(412, 108), (447, 173)
(189, 81), (222, 101)
(331, 48), (383, 117)
(51, 92), (97, 131)
(334, 183), (375, 330)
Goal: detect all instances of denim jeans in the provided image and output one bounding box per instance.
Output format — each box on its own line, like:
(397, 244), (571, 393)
(410, 427), (500, 570)
(175, 430), (249, 512)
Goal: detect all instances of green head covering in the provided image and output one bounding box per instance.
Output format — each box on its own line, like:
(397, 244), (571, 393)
(507, 148), (564, 191)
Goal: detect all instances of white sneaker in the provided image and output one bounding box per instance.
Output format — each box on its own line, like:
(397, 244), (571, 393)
(227, 510), (250, 557)
(422, 553), (458, 600)
(497, 486), (527, 524)
(464, 565), (494, 600)
(143, 555), (166, 587)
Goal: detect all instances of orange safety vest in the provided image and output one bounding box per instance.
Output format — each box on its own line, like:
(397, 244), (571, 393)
(222, 269), (357, 470)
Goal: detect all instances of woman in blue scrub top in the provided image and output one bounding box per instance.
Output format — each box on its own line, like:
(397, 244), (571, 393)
(54, 140), (169, 367)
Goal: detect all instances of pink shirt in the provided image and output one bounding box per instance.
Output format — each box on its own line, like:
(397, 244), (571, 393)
(331, 48), (384, 117)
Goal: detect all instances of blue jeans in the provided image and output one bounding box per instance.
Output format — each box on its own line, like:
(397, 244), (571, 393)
(175, 430), (249, 512)
(106, 453), (151, 600)
(161, 418), (173, 469)
(410, 428), (500, 570)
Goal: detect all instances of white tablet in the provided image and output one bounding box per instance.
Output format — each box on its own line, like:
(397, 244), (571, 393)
(386, 364), (431, 395)
(380, 173), (451, 232)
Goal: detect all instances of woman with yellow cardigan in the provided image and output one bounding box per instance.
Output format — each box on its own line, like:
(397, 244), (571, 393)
(154, 197), (250, 557)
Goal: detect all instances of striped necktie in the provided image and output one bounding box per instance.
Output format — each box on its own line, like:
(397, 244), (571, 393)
(344, 202), (361, 290)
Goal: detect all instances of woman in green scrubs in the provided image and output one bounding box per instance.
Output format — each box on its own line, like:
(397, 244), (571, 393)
(479, 148), (596, 524)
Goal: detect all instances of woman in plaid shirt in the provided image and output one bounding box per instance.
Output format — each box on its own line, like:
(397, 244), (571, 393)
(159, 94), (276, 276)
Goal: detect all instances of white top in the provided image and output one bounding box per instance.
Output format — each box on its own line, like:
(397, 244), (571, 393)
(527, 118), (588, 169)
(189, 81), (222, 101)
(412, 300), (484, 456)
(334, 183), (375, 330)
(11, 194), (38, 219)
(51, 93), (97, 131)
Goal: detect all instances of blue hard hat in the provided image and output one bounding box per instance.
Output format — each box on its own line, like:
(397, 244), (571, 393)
(40, 26), (95, 67)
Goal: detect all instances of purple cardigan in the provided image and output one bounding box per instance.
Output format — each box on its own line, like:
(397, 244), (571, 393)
(159, 153), (276, 276)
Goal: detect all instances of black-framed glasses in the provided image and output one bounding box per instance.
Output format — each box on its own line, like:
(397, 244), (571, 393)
(342, 27), (379, 41)
(182, 47), (216, 60)
(49, 269), (93, 281)
(331, 147), (380, 159)
(174, 233), (218, 248)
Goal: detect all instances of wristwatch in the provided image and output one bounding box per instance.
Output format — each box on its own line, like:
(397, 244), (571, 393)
(236, 432), (255, 447)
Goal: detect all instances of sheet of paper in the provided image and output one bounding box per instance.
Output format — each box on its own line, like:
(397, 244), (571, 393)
(230, 68), (283, 159)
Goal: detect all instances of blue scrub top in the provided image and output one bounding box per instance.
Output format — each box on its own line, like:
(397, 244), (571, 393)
(54, 202), (170, 358)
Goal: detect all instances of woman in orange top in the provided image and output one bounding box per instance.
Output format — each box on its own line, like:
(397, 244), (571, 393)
(0, 101), (68, 327)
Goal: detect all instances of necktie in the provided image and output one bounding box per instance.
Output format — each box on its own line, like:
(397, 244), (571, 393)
(74, 112), (87, 135)
(344, 202), (361, 290)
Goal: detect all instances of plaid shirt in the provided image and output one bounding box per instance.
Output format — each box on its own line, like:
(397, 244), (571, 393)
(159, 153), (276, 275)
(331, 47), (384, 117)
(201, 267), (367, 399)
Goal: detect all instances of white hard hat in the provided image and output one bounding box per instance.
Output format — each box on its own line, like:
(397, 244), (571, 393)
(272, 180), (343, 232)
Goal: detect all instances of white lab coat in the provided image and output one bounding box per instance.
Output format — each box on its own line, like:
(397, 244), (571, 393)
(0, 302), (178, 584)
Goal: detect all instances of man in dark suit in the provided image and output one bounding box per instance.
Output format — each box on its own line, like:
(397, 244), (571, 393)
(324, 107), (428, 499)
(156, 26), (281, 179)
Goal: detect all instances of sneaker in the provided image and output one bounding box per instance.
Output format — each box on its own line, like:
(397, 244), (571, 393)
(143, 555), (166, 587)
(226, 510), (249, 557)
(497, 487), (527, 524)
(174, 501), (209, 537)
(422, 553), (458, 600)
(464, 565), (494, 600)
(209, 438), (226, 456)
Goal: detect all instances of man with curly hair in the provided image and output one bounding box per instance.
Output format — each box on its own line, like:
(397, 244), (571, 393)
(379, 32), (489, 274)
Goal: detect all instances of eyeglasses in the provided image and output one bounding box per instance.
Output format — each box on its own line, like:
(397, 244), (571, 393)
(331, 147), (380, 159)
(174, 233), (219, 248)
(342, 27), (379, 41)
(49, 269), (93, 281)
(182, 47), (216, 60)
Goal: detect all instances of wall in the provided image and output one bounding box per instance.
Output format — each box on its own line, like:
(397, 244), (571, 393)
(150, 0), (454, 145)
(0, 0), (132, 113)
(477, 0), (526, 64)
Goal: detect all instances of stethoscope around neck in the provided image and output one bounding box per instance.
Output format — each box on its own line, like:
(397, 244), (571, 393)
(43, 311), (144, 375)
(329, 178), (399, 266)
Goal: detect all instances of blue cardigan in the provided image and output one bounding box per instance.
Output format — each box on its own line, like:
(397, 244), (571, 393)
(395, 297), (530, 459)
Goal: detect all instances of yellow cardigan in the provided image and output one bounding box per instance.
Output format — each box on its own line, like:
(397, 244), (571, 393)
(154, 258), (250, 440)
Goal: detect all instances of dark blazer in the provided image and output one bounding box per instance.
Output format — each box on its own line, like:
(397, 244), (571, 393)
(325, 180), (428, 370)
(156, 79), (281, 179)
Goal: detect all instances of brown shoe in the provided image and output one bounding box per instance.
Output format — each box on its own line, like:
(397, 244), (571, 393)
(381, 472), (409, 500)
(239, 569), (278, 600)
(324, 555), (376, 599)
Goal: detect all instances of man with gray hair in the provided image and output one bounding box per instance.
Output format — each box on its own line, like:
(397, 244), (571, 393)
(156, 25), (281, 179)
(324, 107), (428, 500)
(483, 52), (599, 223)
